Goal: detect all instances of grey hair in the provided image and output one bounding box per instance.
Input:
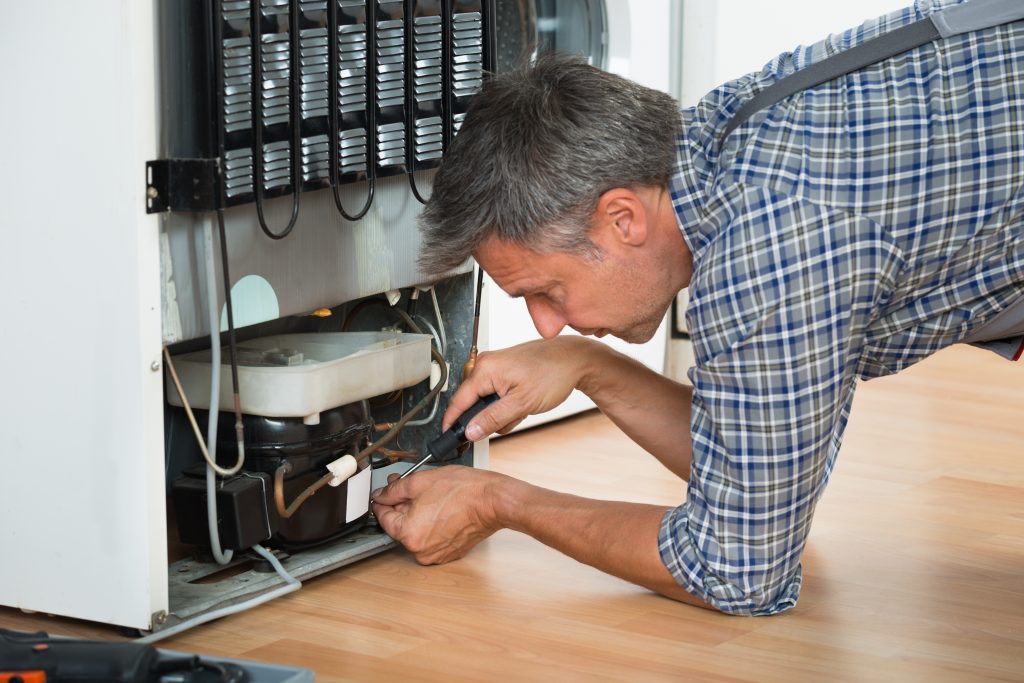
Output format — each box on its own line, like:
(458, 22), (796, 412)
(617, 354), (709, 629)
(418, 52), (682, 275)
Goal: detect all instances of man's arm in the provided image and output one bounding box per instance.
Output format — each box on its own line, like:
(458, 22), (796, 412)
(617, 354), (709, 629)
(445, 336), (694, 479)
(370, 466), (710, 608)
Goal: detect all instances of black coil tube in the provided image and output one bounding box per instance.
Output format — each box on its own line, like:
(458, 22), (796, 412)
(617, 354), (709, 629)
(250, 0), (302, 239)
(483, 0), (496, 74)
(441, 0), (454, 153)
(404, 0), (430, 204)
(327, 0), (377, 220)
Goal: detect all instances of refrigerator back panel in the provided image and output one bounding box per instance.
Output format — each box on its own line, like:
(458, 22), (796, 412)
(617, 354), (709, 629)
(156, 0), (495, 343)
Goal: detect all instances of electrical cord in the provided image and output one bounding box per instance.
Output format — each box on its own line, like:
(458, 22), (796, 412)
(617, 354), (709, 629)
(202, 217), (234, 565)
(137, 545), (300, 645)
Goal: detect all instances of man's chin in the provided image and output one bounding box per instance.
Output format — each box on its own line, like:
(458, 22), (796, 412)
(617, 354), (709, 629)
(609, 326), (658, 345)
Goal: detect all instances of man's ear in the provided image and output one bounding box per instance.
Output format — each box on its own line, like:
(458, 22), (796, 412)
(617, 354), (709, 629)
(593, 188), (648, 247)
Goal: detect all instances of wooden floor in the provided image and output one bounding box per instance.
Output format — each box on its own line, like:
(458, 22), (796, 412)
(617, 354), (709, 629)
(3, 345), (1023, 681)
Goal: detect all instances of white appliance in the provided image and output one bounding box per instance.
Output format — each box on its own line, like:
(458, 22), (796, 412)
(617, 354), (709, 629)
(485, 0), (683, 430)
(0, 0), (486, 633)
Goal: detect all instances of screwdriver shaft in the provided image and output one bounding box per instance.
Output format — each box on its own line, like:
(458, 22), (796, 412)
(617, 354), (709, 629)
(398, 452), (434, 480)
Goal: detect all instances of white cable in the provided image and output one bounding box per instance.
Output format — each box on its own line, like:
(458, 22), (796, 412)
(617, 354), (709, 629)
(203, 218), (233, 565)
(136, 545), (300, 644)
(413, 314), (443, 351)
(429, 286), (448, 353)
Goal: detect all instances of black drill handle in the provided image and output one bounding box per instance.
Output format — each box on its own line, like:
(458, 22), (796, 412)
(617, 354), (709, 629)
(425, 393), (500, 459)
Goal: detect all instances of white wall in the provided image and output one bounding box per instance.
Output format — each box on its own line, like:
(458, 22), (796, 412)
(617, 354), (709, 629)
(679, 0), (912, 106)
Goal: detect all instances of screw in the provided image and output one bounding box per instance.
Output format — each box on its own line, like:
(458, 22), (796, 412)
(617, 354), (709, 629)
(146, 186), (159, 200)
(154, 610), (168, 625)
(150, 361), (161, 372)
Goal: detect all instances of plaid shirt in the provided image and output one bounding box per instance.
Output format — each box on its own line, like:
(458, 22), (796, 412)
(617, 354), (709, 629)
(660, 0), (1024, 614)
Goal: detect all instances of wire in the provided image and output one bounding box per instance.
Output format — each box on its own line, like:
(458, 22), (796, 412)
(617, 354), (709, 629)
(215, 209), (247, 479)
(137, 544), (300, 644)
(273, 347), (449, 518)
(202, 217), (234, 565)
(429, 286), (448, 352)
(163, 348), (244, 478)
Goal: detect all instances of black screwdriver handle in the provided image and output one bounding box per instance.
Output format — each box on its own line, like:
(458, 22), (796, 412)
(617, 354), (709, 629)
(425, 392), (500, 459)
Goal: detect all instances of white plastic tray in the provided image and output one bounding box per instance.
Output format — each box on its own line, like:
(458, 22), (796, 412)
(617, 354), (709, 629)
(166, 332), (433, 423)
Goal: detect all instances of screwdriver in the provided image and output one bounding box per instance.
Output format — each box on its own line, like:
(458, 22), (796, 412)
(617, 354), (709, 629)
(398, 393), (500, 479)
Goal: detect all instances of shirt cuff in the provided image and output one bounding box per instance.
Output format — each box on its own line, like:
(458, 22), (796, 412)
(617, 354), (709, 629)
(658, 506), (803, 615)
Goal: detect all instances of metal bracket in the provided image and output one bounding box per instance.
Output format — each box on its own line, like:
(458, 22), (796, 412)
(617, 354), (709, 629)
(145, 158), (220, 213)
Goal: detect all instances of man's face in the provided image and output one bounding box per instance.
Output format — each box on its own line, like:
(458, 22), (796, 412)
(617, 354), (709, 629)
(474, 236), (675, 344)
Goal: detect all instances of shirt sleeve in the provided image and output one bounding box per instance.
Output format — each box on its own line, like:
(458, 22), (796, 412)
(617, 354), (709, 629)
(659, 185), (903, 614)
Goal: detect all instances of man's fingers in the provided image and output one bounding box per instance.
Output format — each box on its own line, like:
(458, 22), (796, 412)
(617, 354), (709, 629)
(463, 400), (518, 441)
(371, 476), (412, 505)
(496, 418), (525, 435)
(372, 502), (404, 538)
(442, 372), (499, 431)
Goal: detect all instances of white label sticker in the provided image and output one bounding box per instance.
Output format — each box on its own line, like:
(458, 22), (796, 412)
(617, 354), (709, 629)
(345, 466), (372, 523)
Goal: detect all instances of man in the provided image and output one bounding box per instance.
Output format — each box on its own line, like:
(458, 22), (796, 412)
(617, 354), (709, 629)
(372, 0), (1024, 614)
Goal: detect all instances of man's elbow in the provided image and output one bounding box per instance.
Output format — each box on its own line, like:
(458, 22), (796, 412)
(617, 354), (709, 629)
(689, 568), (803, 616)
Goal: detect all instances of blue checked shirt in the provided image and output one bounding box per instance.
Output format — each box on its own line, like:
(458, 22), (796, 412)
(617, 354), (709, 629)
(660, 0), (1024, 614)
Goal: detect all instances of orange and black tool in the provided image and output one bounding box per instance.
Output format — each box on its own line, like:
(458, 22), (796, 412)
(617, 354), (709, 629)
(1, 629), (157, 682)
(0, 629), (246, 682)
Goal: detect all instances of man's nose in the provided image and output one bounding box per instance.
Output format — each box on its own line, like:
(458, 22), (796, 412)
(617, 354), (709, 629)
(525, 297), (566, 339)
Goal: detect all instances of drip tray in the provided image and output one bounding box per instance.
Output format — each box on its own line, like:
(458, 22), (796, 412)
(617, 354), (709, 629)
(166, 332), (433, 423)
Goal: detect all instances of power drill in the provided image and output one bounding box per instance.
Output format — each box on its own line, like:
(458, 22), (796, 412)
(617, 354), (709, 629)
(0, 629), (247, 683)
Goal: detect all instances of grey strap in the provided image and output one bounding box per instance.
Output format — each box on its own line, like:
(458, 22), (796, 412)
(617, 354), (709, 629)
(721, 0), (1024, 141)
(964, 294), (1024, 342)
(932, 0), (1024, 37)
(721, 19), (939, 140)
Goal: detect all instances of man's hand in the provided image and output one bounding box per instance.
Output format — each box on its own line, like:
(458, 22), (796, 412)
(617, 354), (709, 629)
(443, 336), (600, 440)
(371, 466), (504, 565)
(443, 335), (695, 480)
(372, 463), (710, 608)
